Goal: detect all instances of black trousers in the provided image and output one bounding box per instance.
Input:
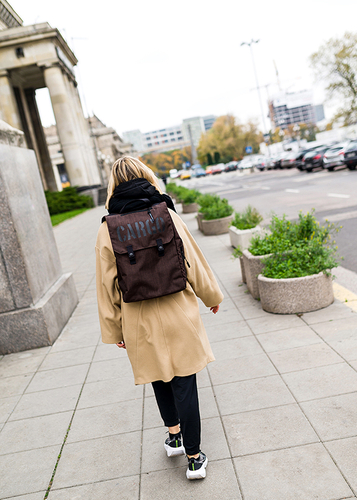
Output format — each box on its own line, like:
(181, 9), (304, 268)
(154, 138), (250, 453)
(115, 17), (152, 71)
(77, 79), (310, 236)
(151, 374), (201, 455)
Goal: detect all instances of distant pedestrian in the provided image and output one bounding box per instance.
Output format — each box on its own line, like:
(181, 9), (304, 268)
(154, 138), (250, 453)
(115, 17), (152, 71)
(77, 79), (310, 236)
(162, 173), (167, 186)
(95, 156), (223, 480)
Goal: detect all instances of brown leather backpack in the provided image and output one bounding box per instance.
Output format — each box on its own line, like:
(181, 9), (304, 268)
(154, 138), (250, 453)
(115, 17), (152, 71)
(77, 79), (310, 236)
(103, 202), (188, 303)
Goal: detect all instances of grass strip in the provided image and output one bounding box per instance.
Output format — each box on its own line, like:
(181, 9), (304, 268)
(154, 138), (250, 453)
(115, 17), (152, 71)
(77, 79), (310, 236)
(50, 208), (90, 226)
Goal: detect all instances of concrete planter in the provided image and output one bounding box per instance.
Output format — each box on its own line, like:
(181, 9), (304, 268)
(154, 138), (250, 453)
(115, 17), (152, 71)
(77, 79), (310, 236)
(258, 272), (334, 314)
(201, 214), (234, 236)
(229, 225), (261, 250)
(239, 255), (246, 283)
(242, 249), (271, 299)
(182, 202), (199, 214)
(197, 212), (204, 231)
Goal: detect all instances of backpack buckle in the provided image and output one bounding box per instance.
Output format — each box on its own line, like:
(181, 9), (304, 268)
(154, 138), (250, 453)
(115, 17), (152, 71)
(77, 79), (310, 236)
(156, 238), (164, 257)
(126, 245), (136, 265)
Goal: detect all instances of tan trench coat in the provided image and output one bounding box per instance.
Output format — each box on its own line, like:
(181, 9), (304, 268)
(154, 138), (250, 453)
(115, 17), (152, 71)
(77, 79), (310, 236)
(95, 209), (224, 385)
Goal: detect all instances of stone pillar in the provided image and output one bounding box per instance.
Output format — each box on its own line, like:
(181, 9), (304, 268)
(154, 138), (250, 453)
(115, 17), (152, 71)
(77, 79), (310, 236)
(43, 65), (90, 187)
(0, 122), (78, 354)
(0, 71), (22, 130)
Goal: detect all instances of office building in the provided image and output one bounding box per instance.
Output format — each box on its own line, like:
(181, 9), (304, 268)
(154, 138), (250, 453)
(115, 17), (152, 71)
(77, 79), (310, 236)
(268, 90), (323, 130)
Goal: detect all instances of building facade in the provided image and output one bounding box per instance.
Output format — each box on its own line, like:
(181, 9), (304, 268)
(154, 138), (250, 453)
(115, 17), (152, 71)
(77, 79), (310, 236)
(268, 90), (324, 131)
(0, 2), (101, 190)
(122, 115), (216, 155)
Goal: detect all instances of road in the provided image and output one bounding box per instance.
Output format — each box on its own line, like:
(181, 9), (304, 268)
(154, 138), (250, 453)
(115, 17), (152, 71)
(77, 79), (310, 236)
(177, 167), (357, 293)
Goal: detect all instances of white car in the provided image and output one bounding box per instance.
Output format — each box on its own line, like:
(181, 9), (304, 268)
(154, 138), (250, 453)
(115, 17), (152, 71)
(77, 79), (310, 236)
(323, 142), (351, 171)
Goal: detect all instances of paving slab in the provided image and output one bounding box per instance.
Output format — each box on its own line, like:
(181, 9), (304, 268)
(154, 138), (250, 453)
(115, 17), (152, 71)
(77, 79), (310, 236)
(8, 384), (82, 421)
(3, 493), (46, 500)
(205, 319), (253, 342)
(301, 392), (357, 441)
(282, 363), (357, 402)
(66, 398), (143, 442)
(140, 459), (241, 500)
(208, 353), (277, 386)
(25, 364), (89, 393)
(234, 443), (353, 500)
(325, 437), (357, 493)
(223, 404), (319, 456)
(48, 476), (139, 500)
(302, 301), (356, 325)
(0, 411), (72, 455)
(214, 375), (295, 415)
(210, 335), (264, 361)
(51, 432), (141, 490)
(256, 325), (323, 353)
(38, 346), (96, 371)
(85, 356), (134, 383)
(0, 373), (32, 398)
(202, 306), (243, 327)
(0, 352), (47, 378)
(268, 342), (344, 373)
(246, 314), (306, 335)
(0, 394), (20, 423)
(77, 377), (143, 409)
(0, 445), (59, 498)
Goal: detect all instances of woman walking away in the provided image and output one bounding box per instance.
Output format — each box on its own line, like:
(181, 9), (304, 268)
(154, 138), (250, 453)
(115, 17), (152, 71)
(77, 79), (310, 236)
(95, 156), (223, 480)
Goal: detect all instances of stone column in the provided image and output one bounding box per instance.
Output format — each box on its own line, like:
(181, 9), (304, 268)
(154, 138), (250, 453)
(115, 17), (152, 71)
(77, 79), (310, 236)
(43, 65), (90, 187)
(0, 71), (22, 130)
(0, 122), (78, 354)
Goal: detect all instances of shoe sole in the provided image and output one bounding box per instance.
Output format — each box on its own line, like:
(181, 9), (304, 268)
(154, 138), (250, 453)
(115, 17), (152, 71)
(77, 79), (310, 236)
(186, 457), (208, 480)
(164, 443), (185, 457)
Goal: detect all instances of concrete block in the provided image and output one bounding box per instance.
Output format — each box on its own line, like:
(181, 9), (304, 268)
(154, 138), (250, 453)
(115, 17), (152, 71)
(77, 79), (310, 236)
(208, 353), (277, 386)
(9, 385), (81, 421)
(269, 343), (343, 373)
(282, 363), (357, 402)
(256, 325), (323, 353)
(258, 272), (334, 314)
(239, 255), (246, 283)
(48, 476), (139, 500)
(0, 445), (59, 498)
(51, 432), (141, 489)
(0, 411), (72, 455)
(224, 404), (318, 456)
(140, 459), (242, 500)
(201, 214), (234, 235)
(301, 392), (357, 441)
(67, 399), (143, 443)
(0, 273), (78, 354)
(234, 443), (352, 500)
(214, 375), (295, 415)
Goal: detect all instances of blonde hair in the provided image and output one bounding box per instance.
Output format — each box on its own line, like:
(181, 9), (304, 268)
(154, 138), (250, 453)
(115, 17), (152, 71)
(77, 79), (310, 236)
(105, 156), (162, 209)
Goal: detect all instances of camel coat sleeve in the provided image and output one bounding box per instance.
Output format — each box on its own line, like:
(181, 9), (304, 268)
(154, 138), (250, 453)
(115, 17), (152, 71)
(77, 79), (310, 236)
(169, 210), (224, 307)
(95, 226), (123, 344)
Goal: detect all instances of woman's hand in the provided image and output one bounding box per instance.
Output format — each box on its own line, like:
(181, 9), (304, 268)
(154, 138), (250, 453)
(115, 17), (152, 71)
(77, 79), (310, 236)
(210, 305), (220, 314)
(116, 341), (126, 349)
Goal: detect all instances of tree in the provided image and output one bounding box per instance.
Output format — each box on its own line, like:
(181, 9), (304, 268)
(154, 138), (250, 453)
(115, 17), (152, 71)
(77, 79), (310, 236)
(139, 146), (192, 175)
(197, 114), (263, 165)
(310, 32), (357, 125)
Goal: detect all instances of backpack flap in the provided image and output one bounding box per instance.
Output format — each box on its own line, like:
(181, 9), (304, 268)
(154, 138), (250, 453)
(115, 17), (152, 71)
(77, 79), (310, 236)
(105, 202), (187, 302)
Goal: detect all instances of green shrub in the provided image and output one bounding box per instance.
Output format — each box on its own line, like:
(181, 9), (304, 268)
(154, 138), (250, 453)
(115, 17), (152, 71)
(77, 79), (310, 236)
(200, 198), (234, 221)
(197, 193), (221, 212)
(231, 205), (263, 230)
(45, 187), (94, 215)
(180, 189), (201, 205)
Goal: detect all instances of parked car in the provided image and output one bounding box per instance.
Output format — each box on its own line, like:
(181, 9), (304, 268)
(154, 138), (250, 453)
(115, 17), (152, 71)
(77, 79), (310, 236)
(301, 146), (331, 172)
(205, 166), (213, 175)
(180, 170), (191, 180)
(239, 157), (254, 169)
(211, 163), (225, 175)
(224, 161), (239, 172)
(280, 151), (299, 169)
(273, 151), (291, 169)
(191, 167), (206, 178)
(265, 156), (278, 170)
(253, 156), (267, 171)
(343, 140), (357, 170)
(294, 146), (323, 170)
(323, 142), (350, 171)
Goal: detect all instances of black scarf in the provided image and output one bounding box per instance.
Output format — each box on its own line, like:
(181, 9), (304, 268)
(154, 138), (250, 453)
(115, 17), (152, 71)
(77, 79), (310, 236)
(108, 178), (176, 214)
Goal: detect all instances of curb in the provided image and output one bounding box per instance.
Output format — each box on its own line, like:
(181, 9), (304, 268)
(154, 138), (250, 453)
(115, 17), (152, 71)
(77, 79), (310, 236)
(333, 282), (357, 312)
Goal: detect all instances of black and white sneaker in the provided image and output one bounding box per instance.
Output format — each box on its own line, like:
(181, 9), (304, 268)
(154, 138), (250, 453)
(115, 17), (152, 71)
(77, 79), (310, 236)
(186, 451), (208, 479)
(164, 432), (185, 457)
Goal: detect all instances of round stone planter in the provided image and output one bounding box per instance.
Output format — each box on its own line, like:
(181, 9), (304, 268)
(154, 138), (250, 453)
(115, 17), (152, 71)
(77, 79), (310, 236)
(258, 272), (334, 314)
(201, 214), (234, 236)
(229, 225), (261, 250)
(242, 249), (271, 299)
(197, 212), (204, 231)
(182, 202), (199, 214)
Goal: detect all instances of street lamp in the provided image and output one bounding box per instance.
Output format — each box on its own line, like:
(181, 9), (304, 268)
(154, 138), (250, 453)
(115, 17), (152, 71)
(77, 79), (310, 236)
(241, 39), (268, 139)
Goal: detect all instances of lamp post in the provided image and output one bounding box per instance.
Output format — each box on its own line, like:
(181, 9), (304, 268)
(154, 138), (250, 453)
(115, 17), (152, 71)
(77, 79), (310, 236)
(241, 39), (268, 138)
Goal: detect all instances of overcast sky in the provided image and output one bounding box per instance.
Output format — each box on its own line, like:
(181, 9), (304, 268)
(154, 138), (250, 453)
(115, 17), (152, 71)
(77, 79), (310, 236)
(13, 0), (357, 136)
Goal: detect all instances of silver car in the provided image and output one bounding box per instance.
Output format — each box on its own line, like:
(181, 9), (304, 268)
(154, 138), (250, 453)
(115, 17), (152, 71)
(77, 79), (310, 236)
(323, 142), (350, 171)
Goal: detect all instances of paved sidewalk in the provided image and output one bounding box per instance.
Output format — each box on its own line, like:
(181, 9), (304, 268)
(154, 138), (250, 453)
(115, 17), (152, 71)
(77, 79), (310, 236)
(1, 205), (357, 500)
